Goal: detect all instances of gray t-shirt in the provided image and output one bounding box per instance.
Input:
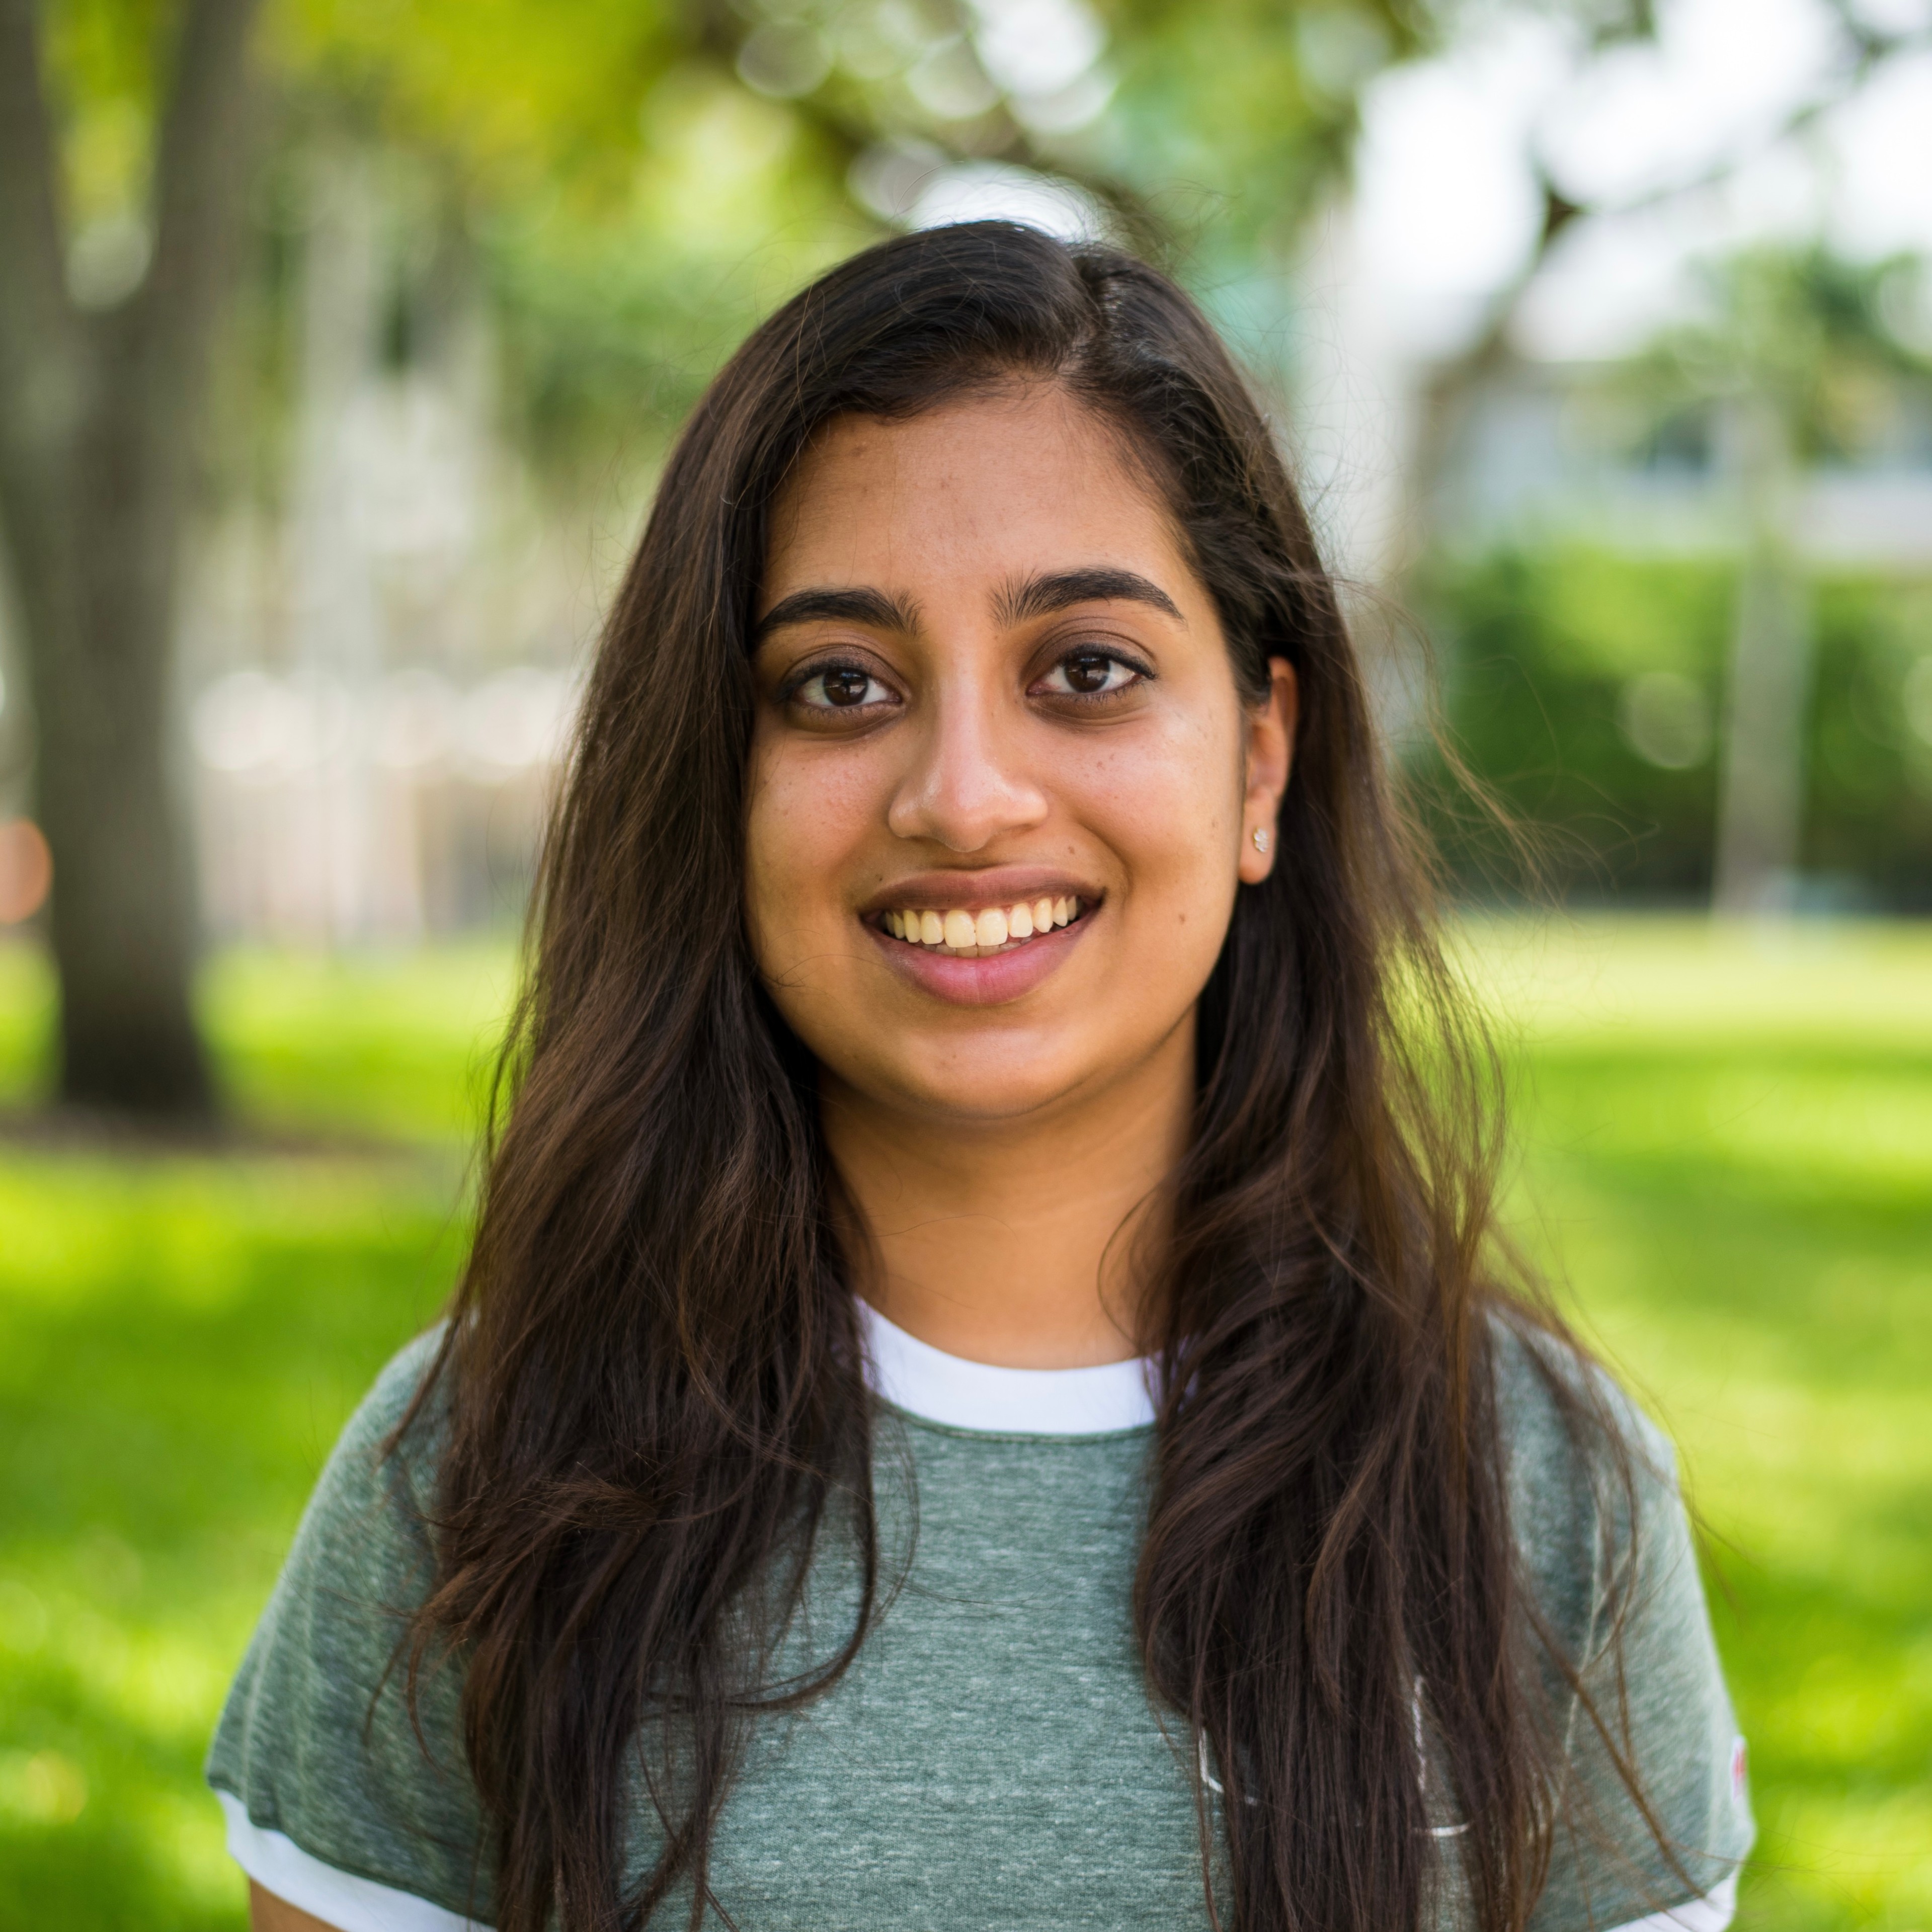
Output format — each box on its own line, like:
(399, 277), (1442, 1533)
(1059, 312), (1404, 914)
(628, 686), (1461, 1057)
(207, 1320), (1753, 1930)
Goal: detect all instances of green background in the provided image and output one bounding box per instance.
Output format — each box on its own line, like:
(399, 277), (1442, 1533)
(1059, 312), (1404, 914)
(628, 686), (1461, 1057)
(0, 924), (1926, 1929)
(1419, 549), (1932, 911)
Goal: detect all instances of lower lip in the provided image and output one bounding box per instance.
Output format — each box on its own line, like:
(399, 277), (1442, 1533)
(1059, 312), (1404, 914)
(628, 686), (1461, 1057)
(871, 911), (1093, 1007)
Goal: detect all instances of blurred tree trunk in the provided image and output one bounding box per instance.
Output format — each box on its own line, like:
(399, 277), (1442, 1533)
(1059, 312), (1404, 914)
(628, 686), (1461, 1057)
(0, 0), (258, 1117)
(1713, 393), (1812, 917)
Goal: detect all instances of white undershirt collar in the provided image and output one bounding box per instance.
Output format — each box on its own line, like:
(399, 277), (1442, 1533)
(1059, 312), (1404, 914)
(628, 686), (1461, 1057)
(858, 1299), (1157, 1434)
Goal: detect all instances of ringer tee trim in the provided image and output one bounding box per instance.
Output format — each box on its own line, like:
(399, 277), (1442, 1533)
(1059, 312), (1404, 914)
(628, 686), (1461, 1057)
(1611, 1871), (1739, 1932)
(858, 1298), (1157, 1434)
(222, 1778), (1739, 1932)
(218, 1790), (489, 1931)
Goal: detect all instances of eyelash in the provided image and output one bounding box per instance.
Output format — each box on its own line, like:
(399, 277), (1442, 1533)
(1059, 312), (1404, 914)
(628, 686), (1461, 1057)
(784, 660), (897, 711)
(1033, 648), (1151, 701)
(781, 645), (1153, 716)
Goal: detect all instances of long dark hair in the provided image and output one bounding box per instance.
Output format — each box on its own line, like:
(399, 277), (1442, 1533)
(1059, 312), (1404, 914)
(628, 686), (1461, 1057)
(406, 221), (1638, 1932)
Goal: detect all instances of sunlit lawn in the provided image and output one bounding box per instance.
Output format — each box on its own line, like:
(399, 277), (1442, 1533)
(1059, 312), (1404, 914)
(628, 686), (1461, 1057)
(1475, 922), (1932, 1932)
(0, 923), (1926, 1930)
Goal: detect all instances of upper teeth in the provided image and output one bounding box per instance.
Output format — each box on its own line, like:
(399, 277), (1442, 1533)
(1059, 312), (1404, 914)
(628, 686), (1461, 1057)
(882, 896), (1082, 955)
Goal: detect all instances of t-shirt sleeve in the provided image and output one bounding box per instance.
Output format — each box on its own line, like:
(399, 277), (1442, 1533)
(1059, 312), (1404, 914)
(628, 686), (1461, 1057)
(205, 1329), (493, 1924)
(1505, 1331), (1755, 1931)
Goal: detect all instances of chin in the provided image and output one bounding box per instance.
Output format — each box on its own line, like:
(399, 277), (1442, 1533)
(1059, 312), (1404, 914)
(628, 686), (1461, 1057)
(904, 1035), (1128, 1128)
(850, 1039), (1101, 1126)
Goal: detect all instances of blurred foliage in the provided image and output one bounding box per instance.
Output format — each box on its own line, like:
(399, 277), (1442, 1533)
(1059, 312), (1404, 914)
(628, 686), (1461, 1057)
(40, 0), (171, 228)
(475, 72), (866, 466)
(32, 0), (1443, 495)
(270, 0), (684, 191)
(1626, 247), (1932, 466)
(2, 925), (1928, 1927)
(1416, 545), (1932, 909)
(1083, 0), (1406, 251)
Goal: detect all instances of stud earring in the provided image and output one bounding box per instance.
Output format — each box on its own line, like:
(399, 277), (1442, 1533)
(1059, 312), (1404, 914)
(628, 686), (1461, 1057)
(1252, 827), (1269, 853)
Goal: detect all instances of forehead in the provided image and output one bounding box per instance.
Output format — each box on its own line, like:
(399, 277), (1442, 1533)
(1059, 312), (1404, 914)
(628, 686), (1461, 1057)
(761, 387), (1189, 608)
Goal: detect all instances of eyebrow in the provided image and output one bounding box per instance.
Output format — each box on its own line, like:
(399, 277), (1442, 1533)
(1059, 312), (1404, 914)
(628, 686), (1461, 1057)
(993, 567), (1184, 627)
(755, 567), (1185, 647)
(754, 586), (922, 643)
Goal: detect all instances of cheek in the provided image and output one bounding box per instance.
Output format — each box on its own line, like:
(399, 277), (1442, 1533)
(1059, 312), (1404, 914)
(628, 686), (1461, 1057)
(1076, 709), (1244, 911)
(743, 732), (882, 963)
(1076, 713), (1246, 1025)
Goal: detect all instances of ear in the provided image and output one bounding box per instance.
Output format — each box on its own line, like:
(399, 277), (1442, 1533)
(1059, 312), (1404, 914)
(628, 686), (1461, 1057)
(1237, 658), (1298, 885)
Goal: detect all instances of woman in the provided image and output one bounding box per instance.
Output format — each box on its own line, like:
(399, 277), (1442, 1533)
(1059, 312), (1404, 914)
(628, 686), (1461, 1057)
(209, 221), (1753, 1932)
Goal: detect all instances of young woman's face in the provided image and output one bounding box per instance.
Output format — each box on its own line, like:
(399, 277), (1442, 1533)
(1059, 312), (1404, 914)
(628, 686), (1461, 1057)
(746, 385), (1295, 1127)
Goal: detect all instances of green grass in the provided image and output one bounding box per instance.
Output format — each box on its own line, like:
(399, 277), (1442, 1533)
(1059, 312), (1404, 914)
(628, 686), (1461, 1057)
(0, 946), (507, 1930)
(0, 924), (1926, 1929)
(1474, 921), (1932, 1932)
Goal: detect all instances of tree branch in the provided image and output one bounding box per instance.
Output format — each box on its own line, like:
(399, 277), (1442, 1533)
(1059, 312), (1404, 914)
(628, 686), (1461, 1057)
(0, 0), (79, 458)
(138, 0), (262, 389)
(1396, 12), (1932, 585)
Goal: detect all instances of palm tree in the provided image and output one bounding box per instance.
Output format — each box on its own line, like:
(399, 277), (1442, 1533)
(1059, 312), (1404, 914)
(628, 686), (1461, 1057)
(1635, 248), (1930, 914)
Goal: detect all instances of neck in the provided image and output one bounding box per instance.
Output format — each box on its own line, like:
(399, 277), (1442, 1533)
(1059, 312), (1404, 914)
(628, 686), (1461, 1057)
(821, 1020), (1194, 1369)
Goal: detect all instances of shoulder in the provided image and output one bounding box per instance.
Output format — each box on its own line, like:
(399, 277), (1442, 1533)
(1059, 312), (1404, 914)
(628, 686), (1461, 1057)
(207, 1323), (487, 1917)
(263, 1327), (455, 1582)
(215, 1322), (455, 1743)
(1488, 1306), (1673, 1487)
(367, 1322), (450, 1421)
(225, 1322), (453, 1666)
(316, 1325), (452, 1516)
(1484, 1306), (1677, 1655)
(338, 1324), (452, 1463)
(1482, 1320), (1757, 1920)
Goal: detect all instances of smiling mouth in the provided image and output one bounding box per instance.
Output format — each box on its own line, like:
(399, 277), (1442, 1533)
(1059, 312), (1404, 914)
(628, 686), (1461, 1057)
(875, 895), (1088, 959)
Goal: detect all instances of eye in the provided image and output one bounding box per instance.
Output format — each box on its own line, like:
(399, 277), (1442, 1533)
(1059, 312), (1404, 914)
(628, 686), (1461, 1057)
(1035, 649), (1146, 699)
(791, 664), (895, 710)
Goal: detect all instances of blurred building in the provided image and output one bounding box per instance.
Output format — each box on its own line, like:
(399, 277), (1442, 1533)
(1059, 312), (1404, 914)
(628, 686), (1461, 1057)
(190, 665), (576, 943)
(1436, 355), (1932, 569)
(177, 151), (614, 948)
(1412, 350), (1932, 911)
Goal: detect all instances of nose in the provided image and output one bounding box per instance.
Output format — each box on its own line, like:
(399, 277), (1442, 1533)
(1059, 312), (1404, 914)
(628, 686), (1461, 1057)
(886, 674), (1049, 854)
